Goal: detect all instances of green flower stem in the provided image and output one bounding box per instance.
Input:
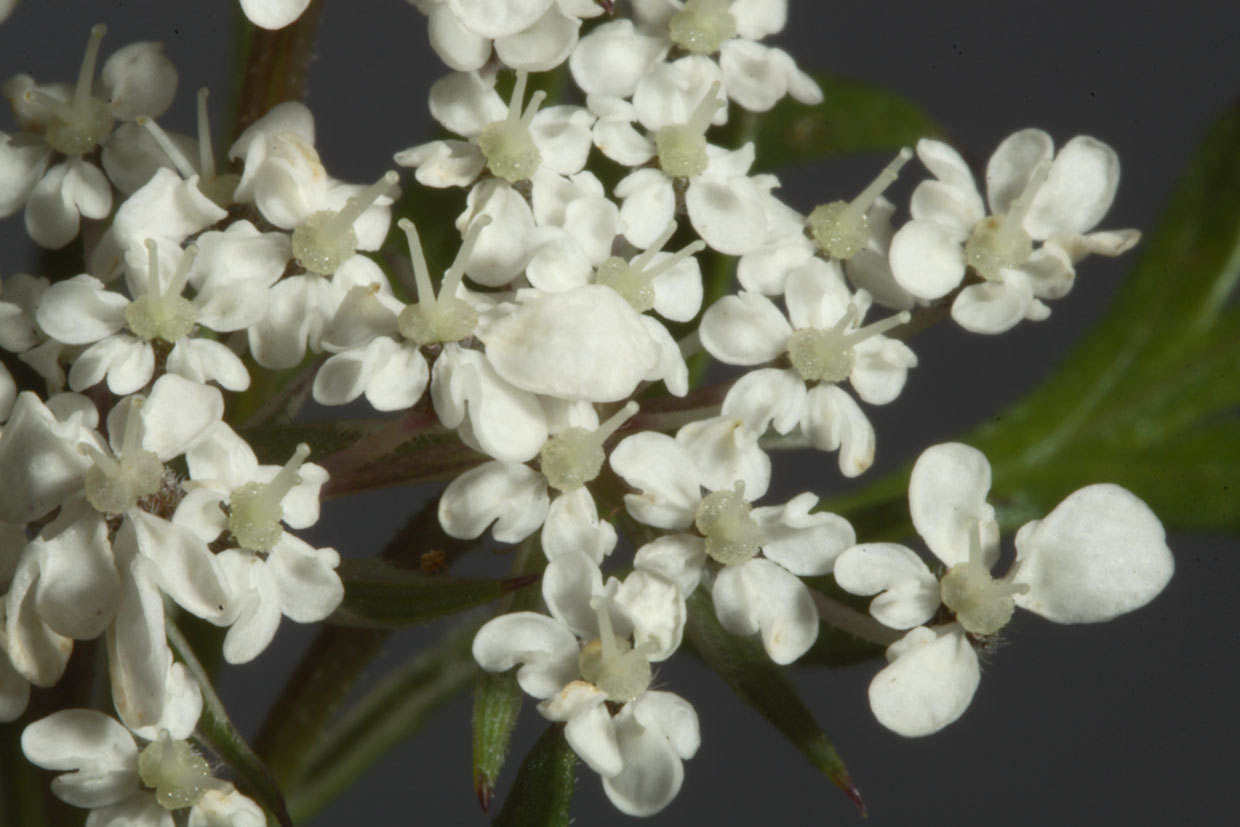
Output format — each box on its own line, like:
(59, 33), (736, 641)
(229, 0), (324, 141)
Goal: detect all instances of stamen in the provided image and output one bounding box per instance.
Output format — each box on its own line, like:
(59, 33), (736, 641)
(196, 89), (215, 180)
(540, 402), (639, 493)
(228, 443), (310, 553)
(136, 116), (198, 180)
(125, 241), (197, 342)
(34, 25), (115, 156)
(292, 171), (399, 275)
(395, 217), (488, 346)
(73, 24), (106, 112)
(596, 221), (706, 312)
(808, 147), (912, 260)
(478, 71), (543, 183)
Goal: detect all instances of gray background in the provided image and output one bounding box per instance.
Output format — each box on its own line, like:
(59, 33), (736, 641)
(2, 1), (1238, 824)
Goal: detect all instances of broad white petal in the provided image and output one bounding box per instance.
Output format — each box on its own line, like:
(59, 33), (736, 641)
(270, 535), (343, 623)
(712, 558), (819, 664)
(889, 219), (966, 300)
(1013, 484), (1173, 624)
(1027, 135), (1120, 239)
(801, 384), (875, 477)
(698, 291), (792, 366)
(908, 442), (1000, 568)
(438, 460), (549, 542)
(633, 535), (706, 598)
(610, 432), (700, 530)
(615, 569), (684, 662)
(675, 415), (770, 498)
(602, 704), (685, 816)
(542, 488), (617, 564)
(754, 493), (855, 576)
(985, 128), (1054, 216)
(833, 543), (940, 630)
(20, 709), (139, 808)
(722, 367), (806, 436)
(869, 625), (979, 737)
(473, 611), (579, 699)
(33, 507), (120, 640)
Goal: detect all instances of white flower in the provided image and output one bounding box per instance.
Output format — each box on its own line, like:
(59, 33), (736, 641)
(183, 425), (340, 664)
(22, 706), (262, 826)
(473, 551), (698, 816)
(700, 258), (915, 476)
(889, 131), (1139, 334)
(1, 27), (177, 248)
(414, 0), (603, 72)
(833, 442), (1174, 736)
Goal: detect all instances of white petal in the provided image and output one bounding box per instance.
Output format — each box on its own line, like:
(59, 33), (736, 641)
(675, 415), (770, 498)
(125, 512), (229, 624)
(0, 133), (50, 216)
(541, 550), (607, 640)
(107, 559), (173, 729)
(685, 174), (767, 255)
(610, 432), (701, 530)
(32, 507), (119, 640)
(984, 128), (1054, 216)
(632, 535), (706, 598)
(712, 558), (818, 664)
(142, 374), (224, 460)
(570, 21), (667, 99)
(869, 625), (979, 737)
(801, 384), (875, 477)
(602, 704), (685, 816)
(449, 0), (553, 39)
(889, 219), (967, 300)
(26, 160), (112, 249)
(20, 709), (139, 808)
(531, 106), (594, 176)
(494, 9), (581, 72)
(431, 346), (548, 462)
(394, 139), (486, 189)
(951, 268), (1042, 335)
(458, 179), (535, 285)
(833, 543), (940, 630)
(166, 339), (251, 392)
(908, 442), (999, 569)
(218, 551), (282, 665)
(630, 689), (700, 760)
(35, 274), (127, 345)
(482, 285), (658, 402)
(1027, 135), (1120, 239)
(363, 339), (430, 411)
(722, 367), (806, 436)
(473, 611), (579, 699)
(541, 682), (621, 776)
(542, 487), (617, 564)
(102, 42), (177, 119)
(428, 72), (506, 139)
(1012, 484), (1173, 624)
(754, 493), (855, 576)
(615, 569), (685, 662)
(616, 168), (675, 249)
(239, 0), (312, 29)
(270, 535), (343, 622)
(5, 552), (74, 686)
(437, 460), (549, 542)
(698, 291), (792, 365)
(426, 3), (493, 72)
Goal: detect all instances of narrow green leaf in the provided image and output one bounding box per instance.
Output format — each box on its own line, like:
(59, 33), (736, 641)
(684, 590), (864, 814)
(491, 724), (576, 827)
(286, 620), (480, 823)
(166, 620), (292, 827)
(471, 535), (547, 811)
(472, 671), (523, 812)
(830, 104), (1240, 538)
(328, 558), (538, 628)
(751, 73), (942, 171)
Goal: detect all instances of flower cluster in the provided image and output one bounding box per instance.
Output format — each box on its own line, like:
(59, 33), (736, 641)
(0, 1), (1172, 822)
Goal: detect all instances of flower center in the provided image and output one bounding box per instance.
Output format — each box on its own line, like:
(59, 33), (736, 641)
(786, 304), (910, 383)
(477, 70), (545, 184)
(695, 481), (761, 566)
(577, 596), (653, 703)
(292, 171), (399, 275)
(938, 523), (1029, 636)
(124, 240), (198, 343)
(137, 731), (215, 811)
(228, 443), (310, 552)
(29, 24), (115, 156)
(395, 216), (490, 346)
(668, 0), (737, 54)
(808, 147), (912, 260)
(540, 402), (638, 493)
(595, 220), (705, 313)
(655, 81), (723, 179)
(963, 158), (1052, 281)
(81, 397), (164, 515)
